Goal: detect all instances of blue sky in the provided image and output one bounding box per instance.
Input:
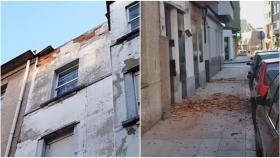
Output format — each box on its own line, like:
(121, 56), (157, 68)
(1, 1), (106, 64)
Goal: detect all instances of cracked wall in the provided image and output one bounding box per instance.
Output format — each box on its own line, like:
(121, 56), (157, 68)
(15, 23), (116, 156)
(109, 1), (140, 156)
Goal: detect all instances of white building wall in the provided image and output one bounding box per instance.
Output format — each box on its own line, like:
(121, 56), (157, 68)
(109, 1), (139, 156)
(16, 24), (116, 156)
(15, 76), (114, 156)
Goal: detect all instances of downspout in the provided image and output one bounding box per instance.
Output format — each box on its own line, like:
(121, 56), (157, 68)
(4, 59), (30, 157)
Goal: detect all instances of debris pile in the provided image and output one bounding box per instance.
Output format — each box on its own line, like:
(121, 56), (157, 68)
(209, 78), (244, 83)
(171, 93), (250, 118)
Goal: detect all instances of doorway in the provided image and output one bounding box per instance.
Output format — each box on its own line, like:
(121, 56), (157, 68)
(191, 19), (200, 88)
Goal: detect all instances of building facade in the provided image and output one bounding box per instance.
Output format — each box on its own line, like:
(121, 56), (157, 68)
(106, 1), (140, 156)
(141, 1), (233, 134)
(1, 1), (139, 156)
(272, 1), (280, 49)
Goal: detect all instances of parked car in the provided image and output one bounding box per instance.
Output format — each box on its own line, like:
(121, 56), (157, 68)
(247, 51), (280, 89)
(239, 50), (247, 56)
(251, 58), (279, 102)
(254, 74), (279, 157)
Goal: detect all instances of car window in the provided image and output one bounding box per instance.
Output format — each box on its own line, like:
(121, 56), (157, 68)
(264, 63), (279, 85)
(268, 89), (279, 131)
(269, 75), (279, 97)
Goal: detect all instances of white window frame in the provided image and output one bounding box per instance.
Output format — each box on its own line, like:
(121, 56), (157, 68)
(127, 2), (140, 31)
(55, 63), (79, 97)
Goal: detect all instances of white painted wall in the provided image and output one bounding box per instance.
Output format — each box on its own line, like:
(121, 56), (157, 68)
(218, 1), (233, 20)
(15, 76), (114, 156)
(110, 1), (138, 42)
(109, 2), (139, 156)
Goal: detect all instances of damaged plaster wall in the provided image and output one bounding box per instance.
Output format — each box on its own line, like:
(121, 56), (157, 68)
(111, 37), (139, 157)
(15, 76), (114, 156)
(16, 23), (115, 156)
(25, 23), (111, 113)
(109, 1), (139, 156)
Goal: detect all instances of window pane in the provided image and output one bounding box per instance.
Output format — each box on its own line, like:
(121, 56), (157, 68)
(130, 18), (139, 31)
(58, 69), (78, 86)
(56, 64), (78, 96)
(57, 79), (78, 96)
(128, 3), (139, 20)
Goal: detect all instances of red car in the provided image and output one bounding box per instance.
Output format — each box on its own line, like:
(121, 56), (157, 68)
(252, 58), (279, 102)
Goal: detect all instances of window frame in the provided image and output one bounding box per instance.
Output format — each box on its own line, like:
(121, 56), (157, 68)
(127, 2), (140, 31)
(54, 60), (79, 97)
(122, 65), (139, 127)
(36, 122), (79, 157)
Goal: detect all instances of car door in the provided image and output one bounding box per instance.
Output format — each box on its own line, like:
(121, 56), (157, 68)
(256, 77), (279, 156)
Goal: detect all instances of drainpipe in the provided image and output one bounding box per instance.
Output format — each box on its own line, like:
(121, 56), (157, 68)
(4, 59), (30, 157)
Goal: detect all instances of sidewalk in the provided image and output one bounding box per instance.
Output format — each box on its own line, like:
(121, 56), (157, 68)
(224, 56), (250, 64)
(141, 61), (255, 157)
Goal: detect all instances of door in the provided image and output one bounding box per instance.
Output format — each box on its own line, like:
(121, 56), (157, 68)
(192, 19), (200, 88)
(178, 12), (187, 98)
(165, 6), (175, 104)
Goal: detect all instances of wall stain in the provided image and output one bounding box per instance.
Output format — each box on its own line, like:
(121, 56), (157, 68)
(95, 117), (113, 137)
(20, 129), (40, 142)
(113, 73), (123, 103)
(116, 136), (127, 156)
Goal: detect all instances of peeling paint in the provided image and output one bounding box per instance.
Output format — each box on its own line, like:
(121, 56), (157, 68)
(116, 136), (127, 156)
(122, 58), (139, 72)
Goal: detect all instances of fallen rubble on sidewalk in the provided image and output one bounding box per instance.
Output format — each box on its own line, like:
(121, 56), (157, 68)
(172, 93), (251, 119)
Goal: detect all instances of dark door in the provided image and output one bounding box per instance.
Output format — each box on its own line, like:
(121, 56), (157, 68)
(178, 13), (187, 98)
(165, 6), (175, 104)
(192, 19), (200, 88)
(224, 37), (229, 60)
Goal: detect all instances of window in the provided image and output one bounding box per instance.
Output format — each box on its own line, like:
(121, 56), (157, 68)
(1, 85), (6, 102)
(127, 2), (139, 31)
(268, 89), (279, 132)
(1, 84), (7, 106)
(55, 60), (79, 97)
(45, 132), (75, 157)
(36, 122), (78, 157)
(124, 68), (139, 120)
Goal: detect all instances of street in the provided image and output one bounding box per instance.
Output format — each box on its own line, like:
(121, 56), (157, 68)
(142, 56), (256, 157)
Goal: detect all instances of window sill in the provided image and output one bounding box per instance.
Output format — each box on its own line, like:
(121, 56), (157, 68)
(122, 116), (139, 128)
(40, 84), (87, 108)
(112, 28), (139, 46)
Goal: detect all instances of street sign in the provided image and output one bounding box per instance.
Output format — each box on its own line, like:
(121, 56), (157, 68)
(258, 31), (265, 40)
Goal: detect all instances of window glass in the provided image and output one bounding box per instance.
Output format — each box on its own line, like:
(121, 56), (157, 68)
(264, 63), (279, 85)
(1, 88), (6, 102)
(128, 3), (139, 31)
(268, 90), (279, 130)
(56, 65), (78, 96)
(1, 84), (7, 105)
